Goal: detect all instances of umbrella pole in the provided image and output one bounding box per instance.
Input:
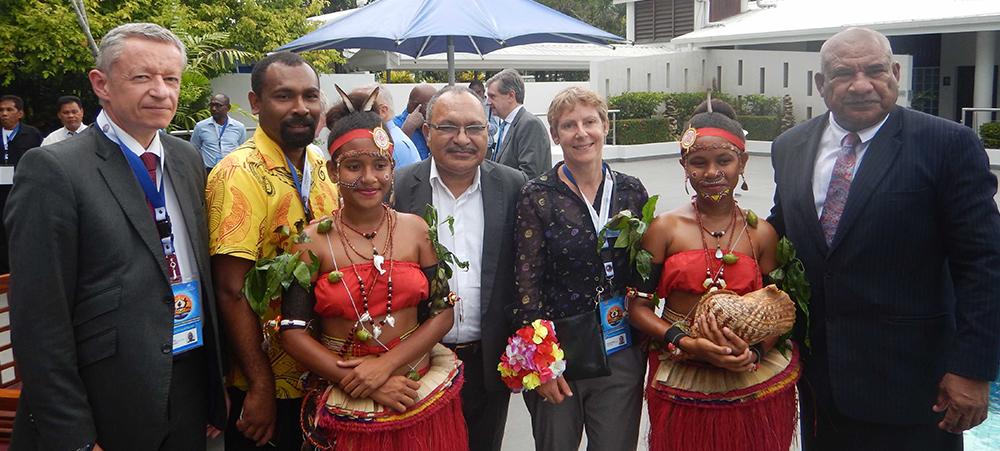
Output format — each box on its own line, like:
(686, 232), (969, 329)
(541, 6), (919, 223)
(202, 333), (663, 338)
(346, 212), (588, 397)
(447, 36), (456, 86)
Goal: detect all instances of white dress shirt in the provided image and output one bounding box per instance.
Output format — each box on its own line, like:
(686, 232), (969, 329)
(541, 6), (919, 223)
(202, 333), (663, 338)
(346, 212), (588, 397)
(96, 111), (198, 283)
(430, 159), (485, 343)
(41, 124), (89, 146)
(812, 113), (891, 218)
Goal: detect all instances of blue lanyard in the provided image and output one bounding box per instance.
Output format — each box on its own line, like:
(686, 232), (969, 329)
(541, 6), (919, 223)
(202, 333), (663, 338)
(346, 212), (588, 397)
(217, 120), (229, 142)
(561, 162), (608, 192)
(4, 124), (19, 146)
(284, 154), (312, 220)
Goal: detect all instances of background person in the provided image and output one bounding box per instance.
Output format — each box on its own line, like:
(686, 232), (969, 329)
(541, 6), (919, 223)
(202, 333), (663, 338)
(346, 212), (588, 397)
(280, 88), (466, 450)
(485, 69), (551, 180)
(393, 83), (436, 160)
(5, 22), (226, 451)
(511, 87), (646, 451)
(191, 93), (247, 174)
(769, 27), (1000, 451)
(41, 95), (88, 146)
(352, 84), (420, 168)
(394, 85), (527, 451)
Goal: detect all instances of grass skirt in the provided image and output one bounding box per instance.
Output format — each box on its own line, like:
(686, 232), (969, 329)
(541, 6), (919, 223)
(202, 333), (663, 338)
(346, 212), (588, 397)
(646, 344), (800, 451)
(300, 343), (468, 451)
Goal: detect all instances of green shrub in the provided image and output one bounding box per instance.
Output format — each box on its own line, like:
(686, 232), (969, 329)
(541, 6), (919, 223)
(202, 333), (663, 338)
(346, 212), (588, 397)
(980, 122), (1000, 149)
(662, 92), (739, 124)
(608, 92), (667, 119)
(738, 94), (782, 116)
(738, 115), (782, 141)
(614, 117), (676, 144)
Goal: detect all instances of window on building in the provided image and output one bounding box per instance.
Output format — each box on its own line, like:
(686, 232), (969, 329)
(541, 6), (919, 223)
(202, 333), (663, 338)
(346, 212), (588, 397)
(666, 63), (671, 89)
(684, 68), (689, 92)
(605, 79), (610, 96)
(783, 62), (789, 88)
(738, 60), (743, 86)
(911, 67), (940, 116)
(716, 66), (723, 90)
(627, 68), (632, 92)
(807, 106), (813, 119)
(759, 67), (766, 94)
(807, 71), (813, 96)
(647, 73), (652, 91)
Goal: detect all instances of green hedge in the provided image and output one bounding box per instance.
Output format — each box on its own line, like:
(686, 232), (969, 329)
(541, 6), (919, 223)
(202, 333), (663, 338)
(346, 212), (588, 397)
(615, 117), (675, 144)
(981, 122), (1000, 149)
(608, 92), (667, 119)
(737, 115), (782, 141)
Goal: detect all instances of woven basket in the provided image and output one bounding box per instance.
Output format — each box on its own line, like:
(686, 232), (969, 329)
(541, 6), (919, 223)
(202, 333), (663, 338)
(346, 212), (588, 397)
(689, 285), (795, 345)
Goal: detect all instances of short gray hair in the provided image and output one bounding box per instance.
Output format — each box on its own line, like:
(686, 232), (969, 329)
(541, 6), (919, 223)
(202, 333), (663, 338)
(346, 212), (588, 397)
(486, 69), (525, 104)
(819, 27), (893, 75)
(96, 23), (187, 74)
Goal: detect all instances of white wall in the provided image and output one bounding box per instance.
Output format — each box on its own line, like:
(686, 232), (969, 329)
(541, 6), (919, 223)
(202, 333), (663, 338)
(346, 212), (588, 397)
(210, 74), (583, 126)
(591, 48), (913, 124)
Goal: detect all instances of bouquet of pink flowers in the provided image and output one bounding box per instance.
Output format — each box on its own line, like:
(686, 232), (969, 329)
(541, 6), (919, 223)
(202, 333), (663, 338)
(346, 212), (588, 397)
(498, 319), (567, 392)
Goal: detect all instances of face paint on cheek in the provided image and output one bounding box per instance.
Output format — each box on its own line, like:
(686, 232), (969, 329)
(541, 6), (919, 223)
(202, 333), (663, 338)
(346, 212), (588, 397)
(337, 175), (364, 191)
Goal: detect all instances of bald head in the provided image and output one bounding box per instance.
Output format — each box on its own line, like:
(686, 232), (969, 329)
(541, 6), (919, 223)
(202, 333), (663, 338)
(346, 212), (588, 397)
(407, 84), (437, 115)
(815, 27), (901, 131)
(820, 27), (893, 75)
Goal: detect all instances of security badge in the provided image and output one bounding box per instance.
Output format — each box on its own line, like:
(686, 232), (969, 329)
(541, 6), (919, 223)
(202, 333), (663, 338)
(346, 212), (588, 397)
(599, 261), (632, 355)
(171, 280), (204, 355)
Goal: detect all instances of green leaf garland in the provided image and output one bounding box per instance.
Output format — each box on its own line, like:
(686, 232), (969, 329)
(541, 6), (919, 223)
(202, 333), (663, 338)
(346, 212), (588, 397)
(766, 237), (812, 353)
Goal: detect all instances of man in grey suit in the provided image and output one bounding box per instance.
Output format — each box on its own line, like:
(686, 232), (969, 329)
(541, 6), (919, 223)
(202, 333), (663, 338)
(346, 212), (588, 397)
(4, 23), (226, 451)
(486, 69), (552, 179)
(394, 85), (527, 451)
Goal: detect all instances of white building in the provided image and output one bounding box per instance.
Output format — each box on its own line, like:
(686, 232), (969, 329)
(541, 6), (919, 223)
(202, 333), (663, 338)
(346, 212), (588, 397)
(606, 0), (1000, 125)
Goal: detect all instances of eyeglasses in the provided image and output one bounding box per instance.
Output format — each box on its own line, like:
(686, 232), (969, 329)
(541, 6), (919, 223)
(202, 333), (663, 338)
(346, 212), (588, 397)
(427, 123), (488, 137)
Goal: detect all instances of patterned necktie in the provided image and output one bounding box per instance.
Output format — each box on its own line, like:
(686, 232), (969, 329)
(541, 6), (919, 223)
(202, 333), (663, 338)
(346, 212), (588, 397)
(140, 152), (158, 185)
(493, 120), (508, 161)
(820, 132), (861, 245)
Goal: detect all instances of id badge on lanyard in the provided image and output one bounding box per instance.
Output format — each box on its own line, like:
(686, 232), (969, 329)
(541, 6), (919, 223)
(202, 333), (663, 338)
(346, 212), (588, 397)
(171, 280), (204, 354)
(285, 153), (313, 221)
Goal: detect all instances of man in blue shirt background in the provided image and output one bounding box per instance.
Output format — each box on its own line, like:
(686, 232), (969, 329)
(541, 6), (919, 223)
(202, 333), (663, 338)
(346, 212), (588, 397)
(191, 93), (248, 174)
(392, 84), (436, 160)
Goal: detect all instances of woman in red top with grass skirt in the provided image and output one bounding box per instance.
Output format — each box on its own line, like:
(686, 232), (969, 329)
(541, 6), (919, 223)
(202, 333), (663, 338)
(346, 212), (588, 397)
(279, 87), (467, 451)
(626, 98), (800, 451)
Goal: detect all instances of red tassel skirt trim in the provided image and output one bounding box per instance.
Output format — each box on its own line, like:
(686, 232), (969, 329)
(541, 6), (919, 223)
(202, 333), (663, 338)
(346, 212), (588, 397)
(646, 345), (800, 451)
(300, 344), (468, 451)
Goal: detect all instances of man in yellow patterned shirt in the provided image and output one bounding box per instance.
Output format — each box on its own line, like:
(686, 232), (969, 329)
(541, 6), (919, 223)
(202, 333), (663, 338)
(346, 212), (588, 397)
(207, 52), (337, 451)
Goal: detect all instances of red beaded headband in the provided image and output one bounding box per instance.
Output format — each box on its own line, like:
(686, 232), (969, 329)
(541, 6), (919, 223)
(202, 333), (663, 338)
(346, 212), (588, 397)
(679, 126), (745, 155)
(328, 126), (394, 161)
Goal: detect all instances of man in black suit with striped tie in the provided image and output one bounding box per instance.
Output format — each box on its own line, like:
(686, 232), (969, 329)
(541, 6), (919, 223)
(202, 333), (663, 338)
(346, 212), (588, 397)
(769, 27), (1000, 451)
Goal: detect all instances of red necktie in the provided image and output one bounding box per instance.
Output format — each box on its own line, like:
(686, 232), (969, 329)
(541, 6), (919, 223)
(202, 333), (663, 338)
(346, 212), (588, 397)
(140, 152), (158, 185)
(819, 132), (861, 245)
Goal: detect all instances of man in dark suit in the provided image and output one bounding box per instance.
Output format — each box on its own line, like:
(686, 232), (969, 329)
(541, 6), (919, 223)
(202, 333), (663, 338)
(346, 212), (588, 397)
(0, 94), (42, 167)
(0, 94), (43, 273)
(394, 85), (527, 451)
(486, 69), (552, 179)
(4, 23), (226, 451)
(769, 27), (1000, 451)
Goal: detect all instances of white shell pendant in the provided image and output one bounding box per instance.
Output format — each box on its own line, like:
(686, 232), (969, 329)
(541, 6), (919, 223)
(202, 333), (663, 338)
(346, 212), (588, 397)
(385, 314), (396, 328)
(715, 246), (724, 260)
(372, 325), (382, 339)
(359, 312), (372, 323)
(373, 252), (386, 275)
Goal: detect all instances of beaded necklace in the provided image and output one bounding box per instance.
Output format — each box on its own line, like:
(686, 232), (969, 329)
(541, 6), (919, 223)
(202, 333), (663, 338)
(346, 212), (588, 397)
(693, 198), (753, 292)
(335, 207), (397, 344)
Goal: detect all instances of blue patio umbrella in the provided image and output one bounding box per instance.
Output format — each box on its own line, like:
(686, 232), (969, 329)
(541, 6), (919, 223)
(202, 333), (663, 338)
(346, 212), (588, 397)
(278, 0), (627, 84)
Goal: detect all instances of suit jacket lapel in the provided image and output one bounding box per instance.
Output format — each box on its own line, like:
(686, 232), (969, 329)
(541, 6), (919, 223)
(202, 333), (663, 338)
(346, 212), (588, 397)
(405, 159), (434, 215)
(94, 131), (170, 281)
(478, 163), (504, 316)
(793, 114), (830, 254)
(828, 110), (903, 253)
(497, 108), (524, 162)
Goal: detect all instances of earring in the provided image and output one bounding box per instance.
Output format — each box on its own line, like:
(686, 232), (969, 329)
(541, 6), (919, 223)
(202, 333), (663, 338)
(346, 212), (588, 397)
(388, 178), (396, 206)
(684, 172), (691, 195)
(740, 172), (749, 191)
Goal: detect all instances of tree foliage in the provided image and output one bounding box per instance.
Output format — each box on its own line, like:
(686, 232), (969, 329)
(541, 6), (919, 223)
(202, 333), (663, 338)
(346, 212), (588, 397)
(0, 0), (342, 131)
(537, 0), (625, 38)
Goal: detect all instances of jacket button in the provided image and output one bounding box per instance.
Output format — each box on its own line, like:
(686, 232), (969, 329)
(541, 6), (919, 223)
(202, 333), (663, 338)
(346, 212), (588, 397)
(161, 344), (172, 354)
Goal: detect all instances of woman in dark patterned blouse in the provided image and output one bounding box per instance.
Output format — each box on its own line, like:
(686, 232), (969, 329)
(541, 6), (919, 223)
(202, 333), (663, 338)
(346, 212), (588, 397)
(511, 87), (648, 451)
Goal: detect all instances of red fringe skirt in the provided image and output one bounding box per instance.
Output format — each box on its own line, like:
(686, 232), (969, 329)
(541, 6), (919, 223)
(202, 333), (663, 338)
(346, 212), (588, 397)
(300, 344), (468, 451)
(646, 344), (800, 451)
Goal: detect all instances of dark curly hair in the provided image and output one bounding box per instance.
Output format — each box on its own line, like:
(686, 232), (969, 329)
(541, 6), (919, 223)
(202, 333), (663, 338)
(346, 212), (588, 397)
(325, 90), (391, 159)
(685, 98), (745, 141)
